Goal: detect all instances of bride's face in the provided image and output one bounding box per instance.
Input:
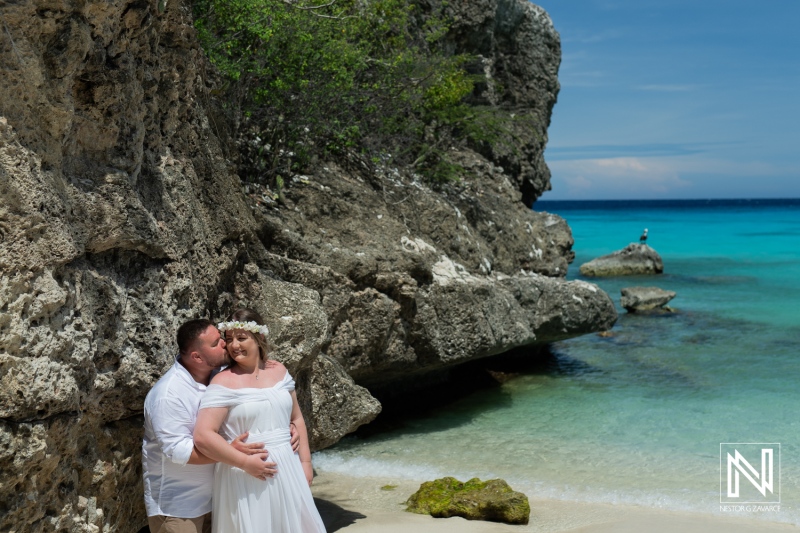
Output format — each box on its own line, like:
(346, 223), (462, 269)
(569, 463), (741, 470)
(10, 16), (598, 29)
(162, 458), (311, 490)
(225, 329), (260, 364)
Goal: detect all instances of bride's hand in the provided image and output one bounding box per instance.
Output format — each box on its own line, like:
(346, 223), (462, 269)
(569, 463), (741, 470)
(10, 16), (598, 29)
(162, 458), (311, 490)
(231, 432), (266, 455)
(242, 453), (277, 480)
(301, 460), (313, 486)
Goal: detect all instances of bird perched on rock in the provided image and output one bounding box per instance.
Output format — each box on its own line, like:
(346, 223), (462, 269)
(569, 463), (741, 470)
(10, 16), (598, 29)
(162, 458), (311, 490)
(639, 228), (648, 244)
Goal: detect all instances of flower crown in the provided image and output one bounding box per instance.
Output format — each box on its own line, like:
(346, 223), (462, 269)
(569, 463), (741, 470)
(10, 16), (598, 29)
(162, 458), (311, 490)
(217, 320), (270, 337)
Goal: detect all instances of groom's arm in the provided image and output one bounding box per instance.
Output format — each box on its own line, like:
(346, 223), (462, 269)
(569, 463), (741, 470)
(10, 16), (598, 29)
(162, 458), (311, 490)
(187, 446), (216, 464)
(148, 396), (200, 466)
(150, 398), (264, 465)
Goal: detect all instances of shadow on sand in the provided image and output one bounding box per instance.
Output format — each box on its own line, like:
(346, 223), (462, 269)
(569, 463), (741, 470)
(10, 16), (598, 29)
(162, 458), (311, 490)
(315, 497), (367, 532)
(138, 499), (366, 533)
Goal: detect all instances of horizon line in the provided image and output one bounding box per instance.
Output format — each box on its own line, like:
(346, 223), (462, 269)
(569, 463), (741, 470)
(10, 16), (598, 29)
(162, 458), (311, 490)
(534, 197), (800, 202)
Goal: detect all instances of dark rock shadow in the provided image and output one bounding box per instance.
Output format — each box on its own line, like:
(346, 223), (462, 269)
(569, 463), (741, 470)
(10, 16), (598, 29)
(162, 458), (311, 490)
(353, 345), (594, 439)
(315, 497), (367, 532)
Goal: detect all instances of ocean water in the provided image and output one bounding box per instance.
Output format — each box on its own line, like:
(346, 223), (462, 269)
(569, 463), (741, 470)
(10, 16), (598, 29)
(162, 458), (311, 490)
(314, 199), (800, 523)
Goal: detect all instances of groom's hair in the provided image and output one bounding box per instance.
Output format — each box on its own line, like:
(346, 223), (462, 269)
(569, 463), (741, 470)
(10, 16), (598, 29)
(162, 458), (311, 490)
(177, 318), (215, 356)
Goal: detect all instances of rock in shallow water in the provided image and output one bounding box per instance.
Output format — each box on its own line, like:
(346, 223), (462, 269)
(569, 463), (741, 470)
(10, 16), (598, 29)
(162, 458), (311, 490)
(621, 286), (677, 312)
(580, 243), (664, 276)
(406, 477), (530, 525)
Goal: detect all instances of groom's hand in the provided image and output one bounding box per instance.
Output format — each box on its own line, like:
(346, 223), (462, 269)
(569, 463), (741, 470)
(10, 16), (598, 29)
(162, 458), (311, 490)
(231, 432), (266, 455)
(241, 452), (278, 480)
(289, 423), (300, 453)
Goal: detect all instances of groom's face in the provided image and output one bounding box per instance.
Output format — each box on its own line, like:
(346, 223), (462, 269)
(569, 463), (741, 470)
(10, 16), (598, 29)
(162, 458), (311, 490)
(195, 326), (231, 369)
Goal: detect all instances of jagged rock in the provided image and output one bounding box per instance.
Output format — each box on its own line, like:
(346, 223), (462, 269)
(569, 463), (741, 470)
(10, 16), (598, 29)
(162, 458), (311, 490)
(308, 355), (382, 449)
(621, 286), (677, 312)
(580, 244), (664, 277)
(407, 477), (530, 525)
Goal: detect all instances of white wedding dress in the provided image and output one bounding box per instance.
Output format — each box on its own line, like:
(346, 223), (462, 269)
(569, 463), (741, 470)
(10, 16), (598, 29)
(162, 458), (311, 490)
(199, 372), (326, 533)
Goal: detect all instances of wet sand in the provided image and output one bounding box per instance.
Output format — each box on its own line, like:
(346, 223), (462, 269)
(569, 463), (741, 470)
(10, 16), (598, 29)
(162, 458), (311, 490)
(312, 471), (798, 533)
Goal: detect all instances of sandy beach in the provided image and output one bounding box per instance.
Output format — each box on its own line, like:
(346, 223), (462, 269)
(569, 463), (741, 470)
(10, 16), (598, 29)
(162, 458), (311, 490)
(311, 471), (798, 533)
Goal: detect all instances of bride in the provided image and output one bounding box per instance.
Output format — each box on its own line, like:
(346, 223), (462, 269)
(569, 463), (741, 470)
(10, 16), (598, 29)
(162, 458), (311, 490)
(194, 308), (326, 532)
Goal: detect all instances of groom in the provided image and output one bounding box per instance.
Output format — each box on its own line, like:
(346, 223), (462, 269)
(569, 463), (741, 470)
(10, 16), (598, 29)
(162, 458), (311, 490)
(142, 318), (297, 533)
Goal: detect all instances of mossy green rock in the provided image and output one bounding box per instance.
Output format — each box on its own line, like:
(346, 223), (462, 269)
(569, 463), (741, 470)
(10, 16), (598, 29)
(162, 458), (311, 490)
(406, 477), (530, 525)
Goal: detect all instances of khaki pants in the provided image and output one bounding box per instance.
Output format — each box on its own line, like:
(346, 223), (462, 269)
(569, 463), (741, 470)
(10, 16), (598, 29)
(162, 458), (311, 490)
(147, 513), (211, 533)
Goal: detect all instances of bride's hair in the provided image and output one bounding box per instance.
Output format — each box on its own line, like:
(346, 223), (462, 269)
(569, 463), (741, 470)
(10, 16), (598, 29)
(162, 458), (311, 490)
(226, 307), (271, 362)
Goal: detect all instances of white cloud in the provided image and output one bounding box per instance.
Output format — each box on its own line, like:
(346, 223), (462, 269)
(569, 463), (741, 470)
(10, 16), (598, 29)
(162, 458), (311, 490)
(563, 175), (594, 193)
(548, 157), (692, 198)
(670, 157), (800, 177)
(544, 153), (800, 200)
(593, 157), (648, 171)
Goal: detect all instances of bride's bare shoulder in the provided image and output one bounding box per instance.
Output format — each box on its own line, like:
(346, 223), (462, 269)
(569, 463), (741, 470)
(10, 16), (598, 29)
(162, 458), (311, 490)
(210, 368), (239, 387)
(265, 360), (287, 379)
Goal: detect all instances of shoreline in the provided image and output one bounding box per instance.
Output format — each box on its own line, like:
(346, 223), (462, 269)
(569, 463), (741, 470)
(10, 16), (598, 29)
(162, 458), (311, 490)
(311, 471), (798, 532)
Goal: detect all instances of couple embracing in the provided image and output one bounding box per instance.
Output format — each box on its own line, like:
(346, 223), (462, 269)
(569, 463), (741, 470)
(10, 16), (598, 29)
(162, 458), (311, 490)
(142, 308), (326, 533)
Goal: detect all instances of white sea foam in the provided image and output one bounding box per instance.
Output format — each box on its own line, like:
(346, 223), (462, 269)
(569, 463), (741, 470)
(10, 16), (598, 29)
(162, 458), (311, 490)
(313, 453), (450, 481)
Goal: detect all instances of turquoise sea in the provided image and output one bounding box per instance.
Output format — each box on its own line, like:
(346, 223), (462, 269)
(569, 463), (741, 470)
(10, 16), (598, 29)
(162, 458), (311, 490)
(315, 199), (800, 524)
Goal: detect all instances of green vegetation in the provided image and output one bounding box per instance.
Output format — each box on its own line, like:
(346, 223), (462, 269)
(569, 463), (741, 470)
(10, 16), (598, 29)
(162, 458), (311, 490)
(192, 0), (491, 184)
(406, 477), (530, 525)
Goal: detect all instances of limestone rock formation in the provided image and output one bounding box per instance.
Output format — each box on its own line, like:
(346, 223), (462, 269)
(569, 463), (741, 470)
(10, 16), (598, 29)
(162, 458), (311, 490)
(252, 156), (617, 388)
(621, 286), (677, 312)
(0, 0), (614, 531)
(436, 0), (562, 206)
(580, 243), (664, 277)
(406, 477), (530, 525)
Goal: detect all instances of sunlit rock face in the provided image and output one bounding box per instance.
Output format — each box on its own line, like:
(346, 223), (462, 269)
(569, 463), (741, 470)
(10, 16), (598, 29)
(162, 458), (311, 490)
(251, 155), (616, 389)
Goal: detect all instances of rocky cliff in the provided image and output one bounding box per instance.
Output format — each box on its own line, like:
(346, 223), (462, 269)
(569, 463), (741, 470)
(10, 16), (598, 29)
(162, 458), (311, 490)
(436, 0), (562, 206)
(0, 1), (615, 531)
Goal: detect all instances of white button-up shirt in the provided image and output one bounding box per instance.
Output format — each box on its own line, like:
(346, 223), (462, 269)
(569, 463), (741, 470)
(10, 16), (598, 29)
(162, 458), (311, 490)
(142, 358), (214, 518)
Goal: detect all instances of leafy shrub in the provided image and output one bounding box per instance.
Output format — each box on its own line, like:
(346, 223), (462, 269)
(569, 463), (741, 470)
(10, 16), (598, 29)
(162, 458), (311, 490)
(193, 0), (485, 184)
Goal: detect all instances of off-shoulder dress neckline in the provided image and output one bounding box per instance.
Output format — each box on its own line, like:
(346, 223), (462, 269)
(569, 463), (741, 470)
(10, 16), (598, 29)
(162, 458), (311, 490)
(207, 369), (289, 391)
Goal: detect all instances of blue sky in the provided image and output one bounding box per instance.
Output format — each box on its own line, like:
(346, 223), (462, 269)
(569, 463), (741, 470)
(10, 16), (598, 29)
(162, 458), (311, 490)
(533, 0), (800, 200)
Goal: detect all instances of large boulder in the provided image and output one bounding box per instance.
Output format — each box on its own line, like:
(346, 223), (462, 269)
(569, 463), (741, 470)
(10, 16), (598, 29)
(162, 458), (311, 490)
(580, 243), (664, 277)
(308, 354), (382, 449)
(621, 286), (676, 312)
(407, 477), (530, 525)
